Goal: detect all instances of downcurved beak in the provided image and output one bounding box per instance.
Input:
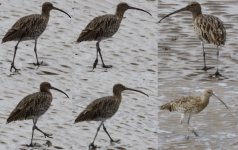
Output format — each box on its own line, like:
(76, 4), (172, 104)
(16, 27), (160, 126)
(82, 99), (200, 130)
(212, 94), (229, 109)
(129, 6), (152, 16)
(125, 87), (149, 97)
(51, 86), (69, 98)
(158, 7), (187, 23)
(53, 7), (71, 18)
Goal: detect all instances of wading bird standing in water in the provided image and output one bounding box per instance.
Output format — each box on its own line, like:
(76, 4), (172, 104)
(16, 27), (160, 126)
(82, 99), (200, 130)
(7, 82), (69, 146)
(74, 83), (148, 149)
(77, 2), (151, 70)
(159, 1), (226, 77)
(2, 2), (71, 72)
(160, 89), (228, 138)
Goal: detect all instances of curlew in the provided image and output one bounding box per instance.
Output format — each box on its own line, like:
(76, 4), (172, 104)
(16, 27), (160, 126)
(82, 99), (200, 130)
(2, 2), (71, 72)
(159, 1), (226, 77)
(74, 83), (148, 149)
(160, 89), (228, 138)
(77, 2), (151, 70)
(7, 82), (69, 146)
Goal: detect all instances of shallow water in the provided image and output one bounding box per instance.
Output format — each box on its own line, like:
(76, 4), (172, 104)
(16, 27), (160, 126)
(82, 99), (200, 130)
(158, 0), (238, 150)
(0, 0), (157, 149)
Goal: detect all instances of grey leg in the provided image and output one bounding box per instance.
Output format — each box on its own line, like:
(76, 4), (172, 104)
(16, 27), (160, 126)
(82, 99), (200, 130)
(33, 39), (43, 66)
(214, 46), (222, 77)
(89, 121), (103, 149)
(10, 38), (22, 72)
(95, 41), (112, 69)
(102, 123), (120, 143)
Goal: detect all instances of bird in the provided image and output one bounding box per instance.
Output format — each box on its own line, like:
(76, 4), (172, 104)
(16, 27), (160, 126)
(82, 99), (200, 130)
(77, 2), (152, 70)
(7, 82), (69, 146)
(74, 83), (148, 149)
(158, 1), (226, 77)
(2, 2), (71, 72)
(160, 89), (228, 138)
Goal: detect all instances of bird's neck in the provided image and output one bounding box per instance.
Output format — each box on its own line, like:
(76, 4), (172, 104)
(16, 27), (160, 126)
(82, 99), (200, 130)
(115, 9), (126, 19)
(113, 92), (122, 100)
(42, 8), (50, 18)
(192, 10), (202, 21)
(201, 95), (210, 107)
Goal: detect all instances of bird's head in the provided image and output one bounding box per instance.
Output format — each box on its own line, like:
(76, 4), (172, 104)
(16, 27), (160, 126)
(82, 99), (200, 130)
(42, 2), (71, 18)
(40, 82), (69, 98)
(158, 1), (201, 23)
(116, 2), (151, 16)
(204, 89), (228, 109)
(113, 83), (148, 97)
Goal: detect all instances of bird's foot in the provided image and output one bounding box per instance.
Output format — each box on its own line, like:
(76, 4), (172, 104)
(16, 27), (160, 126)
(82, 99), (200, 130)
(110, 139), (120, 143)
(185, 135), (190, 140)
(209, 70), (223, 78)
(33, 61), (43, 66)
(10, 63), (20, 72)
(102, 64), (112, 68)
(27, 143), (35, 147)
(43, 133), (53, 138)
(198, 66), (214, 71)
(89, 143), (97, 149)
(191, 129), (199, 137)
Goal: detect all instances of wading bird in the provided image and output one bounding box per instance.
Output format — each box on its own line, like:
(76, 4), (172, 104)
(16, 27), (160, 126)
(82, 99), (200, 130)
(160, 89), (228, 138)
(77, 2), (151, 70)
(74, 83), (148, 149)
(159, 1), (226, 77)
(7, 82), (69, 146)
(2, 2), (71, 72)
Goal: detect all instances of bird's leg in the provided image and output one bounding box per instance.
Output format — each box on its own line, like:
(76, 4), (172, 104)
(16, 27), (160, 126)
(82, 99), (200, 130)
(89, 122), (103, 149)
(34, 125), (53, 138)
(96, 41), (112, 69)
(200, 41), (213, 71)
(102, 123), (120, 143)
(92, 46), (99, 70)
(28, 120), (37, 147)
(180, 113), (185, 124)
(10, 39), (21, 72)
(33, 39), (43, 66)
(214, 46), (222, 77)
(186, 114), (199, 137)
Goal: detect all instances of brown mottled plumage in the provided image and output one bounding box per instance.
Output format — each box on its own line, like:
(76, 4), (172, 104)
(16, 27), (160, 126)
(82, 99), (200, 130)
(75, 83), (148, 148)
(77, 2), (151, 70)
(159, 1), (226, 77)
(2, 2), (71, 72)
(160, 89), (228, 137)
(7, 82), (69, 146)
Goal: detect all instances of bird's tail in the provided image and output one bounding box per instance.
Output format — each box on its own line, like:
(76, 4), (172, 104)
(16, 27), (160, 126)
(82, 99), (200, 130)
(160, 103), (172, 112)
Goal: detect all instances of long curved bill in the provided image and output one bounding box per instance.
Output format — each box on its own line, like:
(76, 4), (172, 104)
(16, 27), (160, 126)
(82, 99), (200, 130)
(53, 7), (71, 18)
(213, 94), (229, 109)
(129, 6), (152, 16)
(51, 87), (69, 98)
(158, 7), (186, 23)
(125, 88), (149, 97)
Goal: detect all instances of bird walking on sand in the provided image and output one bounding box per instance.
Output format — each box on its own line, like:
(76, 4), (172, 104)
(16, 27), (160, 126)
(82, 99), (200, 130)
(160, 89), (228, 138)
(74, 83), (148, 149)
(159, 1), (226, 77)
(2, 2), (71, 72)
(77, 2), (151, 70)
(7, 82), (69, 146)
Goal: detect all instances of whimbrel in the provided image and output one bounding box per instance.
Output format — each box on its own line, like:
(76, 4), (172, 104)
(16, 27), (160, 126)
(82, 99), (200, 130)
(74, 83), (148, 148)
(160, 89), (228, 138)
(77, 2), (151, 70)
(7, 82), (69, 146)
(2, 2), (71, 72)
(159, 1), (226, 77)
